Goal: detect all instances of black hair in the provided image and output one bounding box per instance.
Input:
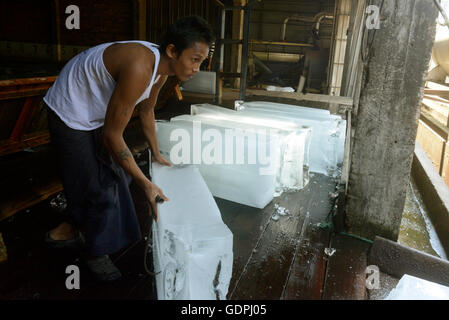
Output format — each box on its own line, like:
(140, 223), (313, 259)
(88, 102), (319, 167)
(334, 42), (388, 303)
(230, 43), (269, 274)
(159, 16), (215, 56)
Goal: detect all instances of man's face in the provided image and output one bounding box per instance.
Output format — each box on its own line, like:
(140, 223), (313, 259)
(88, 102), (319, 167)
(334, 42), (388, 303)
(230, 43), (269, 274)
(169, 42), (209, 81)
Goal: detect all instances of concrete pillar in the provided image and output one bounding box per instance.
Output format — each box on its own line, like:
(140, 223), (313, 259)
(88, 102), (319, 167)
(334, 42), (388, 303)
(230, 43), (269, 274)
(345, 0), (438, 241)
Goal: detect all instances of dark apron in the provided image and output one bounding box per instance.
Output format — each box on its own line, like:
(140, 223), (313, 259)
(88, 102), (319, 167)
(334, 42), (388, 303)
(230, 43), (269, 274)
(46, 106), (141, 256)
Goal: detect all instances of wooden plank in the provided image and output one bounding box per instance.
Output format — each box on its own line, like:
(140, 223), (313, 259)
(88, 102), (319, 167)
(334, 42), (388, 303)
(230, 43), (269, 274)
(0, 132), (50, 157)
(0, 179), (63, 222)
(281, 173), (336, 300)
(420, 110), (449, 140)
(0, 77), (56, 100)
(9, 97), (40, 140)
(322, 233), (370, 300)
(0, 76), (57, 87)
(426, 81), (449, 90)
(416, 120), (445, 173)
(0, 87), (50, 100)
(245, 88), (353, 106)
(282, 220), (330, 299)
(215, 197), (272, 299)
(424, 89), (449, 100)
(442, 141), (449, 188)
(230, 174), (336, 300)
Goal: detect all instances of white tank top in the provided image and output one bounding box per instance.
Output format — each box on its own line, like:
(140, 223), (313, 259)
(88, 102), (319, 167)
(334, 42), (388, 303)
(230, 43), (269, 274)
(44, 40), (160, 131)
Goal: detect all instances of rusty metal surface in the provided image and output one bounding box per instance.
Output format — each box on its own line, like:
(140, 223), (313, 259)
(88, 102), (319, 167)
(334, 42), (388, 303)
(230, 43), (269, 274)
(369, 236), (449, 288)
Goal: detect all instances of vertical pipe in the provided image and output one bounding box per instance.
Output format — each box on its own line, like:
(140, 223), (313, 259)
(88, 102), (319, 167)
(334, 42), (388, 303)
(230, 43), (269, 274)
(239, 5), (250, 101)
(54, 0), (62, 63)
(217, 8), (226, 104)
(220, 9), (225, 71)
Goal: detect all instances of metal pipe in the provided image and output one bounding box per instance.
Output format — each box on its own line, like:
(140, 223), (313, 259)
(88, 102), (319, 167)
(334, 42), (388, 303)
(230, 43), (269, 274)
(239, 6), (250, 100)
(315, 14), (334, 34)
(250, 39), (313, 47)
(220, 9), (226, 71)
(252, 51), (302, 63)
(215, 0), (225, 7)
(434, 0), (449, 28)
(216, 8), (226, 103)
(281, 12), (333, 41)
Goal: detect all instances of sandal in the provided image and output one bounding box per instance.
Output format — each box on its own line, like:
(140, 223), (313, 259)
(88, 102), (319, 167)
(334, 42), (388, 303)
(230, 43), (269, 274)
(84, 255), (122, 282)
(45, 231), (85, 249)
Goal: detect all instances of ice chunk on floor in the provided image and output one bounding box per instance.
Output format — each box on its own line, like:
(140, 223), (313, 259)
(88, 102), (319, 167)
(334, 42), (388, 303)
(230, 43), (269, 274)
(191, 103), (345, 176)
(385, 274), (449, 300)
(156, 120), (278, 208)
(151, 163), (233, 300)
(171, 113), (311, 194)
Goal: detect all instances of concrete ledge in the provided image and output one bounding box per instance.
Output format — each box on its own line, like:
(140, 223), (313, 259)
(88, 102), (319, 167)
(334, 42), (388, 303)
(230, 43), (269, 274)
(369, 236), (449, 287)
(412, 142), (449, 257)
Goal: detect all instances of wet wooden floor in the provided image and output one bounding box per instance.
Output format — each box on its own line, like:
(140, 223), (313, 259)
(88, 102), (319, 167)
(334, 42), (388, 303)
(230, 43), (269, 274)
(0, 99), (371, 300)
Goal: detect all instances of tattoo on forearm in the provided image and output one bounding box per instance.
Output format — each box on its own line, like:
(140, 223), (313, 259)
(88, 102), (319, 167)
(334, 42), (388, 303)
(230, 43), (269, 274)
(117, 148), (133, 161)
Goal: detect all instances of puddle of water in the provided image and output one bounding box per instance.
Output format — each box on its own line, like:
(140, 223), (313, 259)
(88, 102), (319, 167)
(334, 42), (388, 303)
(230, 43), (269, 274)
(398, 178), (448, 260)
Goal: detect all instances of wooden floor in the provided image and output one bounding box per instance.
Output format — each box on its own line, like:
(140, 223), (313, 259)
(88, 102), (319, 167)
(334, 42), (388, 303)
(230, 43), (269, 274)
(0, 98), (371, 300)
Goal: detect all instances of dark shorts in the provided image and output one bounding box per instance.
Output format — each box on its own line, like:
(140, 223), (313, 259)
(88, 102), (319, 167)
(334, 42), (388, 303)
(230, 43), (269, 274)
(46, 106), (141, 256)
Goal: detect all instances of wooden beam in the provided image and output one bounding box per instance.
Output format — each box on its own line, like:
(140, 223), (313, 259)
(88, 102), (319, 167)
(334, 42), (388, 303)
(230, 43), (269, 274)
(9, 97), (40, 141)
(424, 89), (449, 100)
(133, 0), (147, 40)
(322, 233), (370, 300)
(0, 179), (63, 222)
(246, 88), (353, 106)
(0, 132), (51, 157)
(0, 77), (56, 100)
(420, 110), (449, 141)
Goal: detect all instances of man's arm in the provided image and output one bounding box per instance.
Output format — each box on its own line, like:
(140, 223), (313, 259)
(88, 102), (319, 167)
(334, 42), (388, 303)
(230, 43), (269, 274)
(138, 75), (171, 166)
(103, 57), (168, 221)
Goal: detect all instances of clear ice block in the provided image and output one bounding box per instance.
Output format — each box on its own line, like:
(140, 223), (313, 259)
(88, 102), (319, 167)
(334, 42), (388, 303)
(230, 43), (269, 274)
(182, 109), (312, 193)
(151, 163), (233, 300)
(190, 102), (345, 176)
(155, 120), (278, 208)
(385, 274), (449, 300)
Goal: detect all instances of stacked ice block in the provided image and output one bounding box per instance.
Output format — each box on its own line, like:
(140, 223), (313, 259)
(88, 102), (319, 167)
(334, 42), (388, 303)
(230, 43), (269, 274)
(230, 101), (347, 176)
(171, 112), (312, 193)
(155, 119), (280, 208)
(151, 163), (233, 300)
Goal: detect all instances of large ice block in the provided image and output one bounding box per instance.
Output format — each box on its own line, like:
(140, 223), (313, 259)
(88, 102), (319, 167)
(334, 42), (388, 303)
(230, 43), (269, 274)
(385, 274), (449, 300)
(155, 120), (278, 208)
(221, 101), (346, 176)
(151, 163), (233, 300)
(178, 110), (312, 193)
(239, 102), (346, 174)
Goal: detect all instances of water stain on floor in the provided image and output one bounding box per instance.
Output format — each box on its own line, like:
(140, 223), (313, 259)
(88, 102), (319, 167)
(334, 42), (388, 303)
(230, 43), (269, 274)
(399, 178), (447, 259)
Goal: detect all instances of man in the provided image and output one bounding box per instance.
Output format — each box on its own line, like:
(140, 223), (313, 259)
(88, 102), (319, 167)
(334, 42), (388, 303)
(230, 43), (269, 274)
(43, 16), (215, 281)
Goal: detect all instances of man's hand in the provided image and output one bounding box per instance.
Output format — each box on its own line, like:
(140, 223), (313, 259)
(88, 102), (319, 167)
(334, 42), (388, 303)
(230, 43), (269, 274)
(143, 180), (169, 222)
(152, 153), (172, 167)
